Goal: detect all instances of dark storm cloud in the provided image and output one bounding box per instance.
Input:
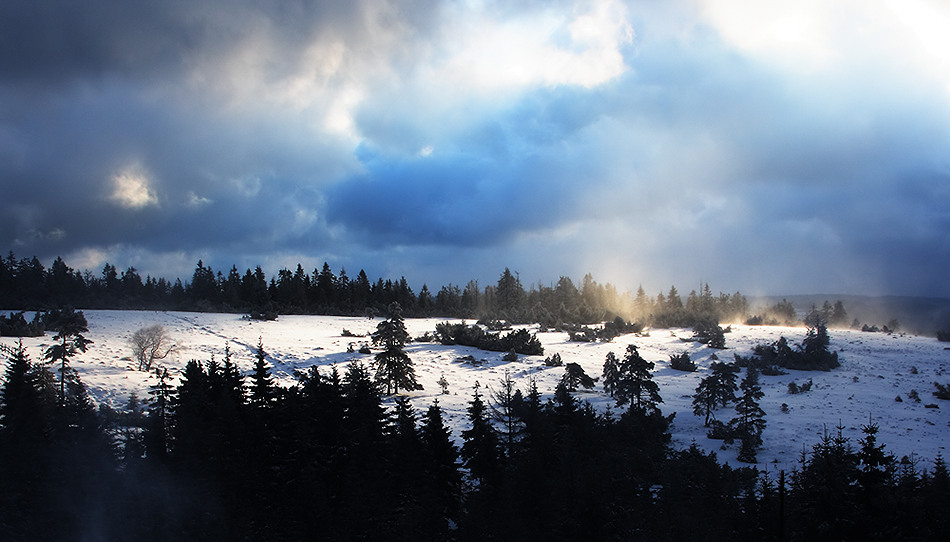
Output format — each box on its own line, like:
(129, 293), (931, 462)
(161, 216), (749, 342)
(2, 0), (949, 297)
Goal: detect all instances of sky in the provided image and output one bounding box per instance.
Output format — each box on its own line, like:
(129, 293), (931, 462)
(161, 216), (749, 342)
(2, 0), (949, 298)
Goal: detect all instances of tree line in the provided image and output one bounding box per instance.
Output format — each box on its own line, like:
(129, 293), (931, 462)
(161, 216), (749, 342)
(1, 251), (755, 327)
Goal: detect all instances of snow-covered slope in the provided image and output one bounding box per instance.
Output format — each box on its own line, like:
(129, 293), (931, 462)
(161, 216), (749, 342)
(4, 310), (948, 471)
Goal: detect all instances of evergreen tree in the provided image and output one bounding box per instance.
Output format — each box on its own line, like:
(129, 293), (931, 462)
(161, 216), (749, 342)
(602, 351), (621, 398)
(42, 308), (92, 407)
(560, 362), (596, 391)
(495, 268), (525, 317)
(831, 300), (849, 327)
(249, 337), (275, 409)
(801, 319), (839, 370)
(692, 374), (719, 427)
(144, 367), (173, 461)
(856, 421), (896, 492)
(420, 400), (462, 532)
(488, 369), (523, 456)
(731, 366), (766, 463)
(710, 361), (740, 407)
(0, 341), (56, 537)
(612, 344), (662, 411)
(341, 362), (387, 446)
(372, 302), (420, 394)
(421, 399), (460, 476)
(461, 383), (500, 483)
(0, 341), (48, 438)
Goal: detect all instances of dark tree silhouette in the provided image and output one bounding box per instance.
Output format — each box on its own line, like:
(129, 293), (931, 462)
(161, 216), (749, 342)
(42, 308), (92, 406)
(372, 302), (420, 394)
(731, 366), (766, 463)
(611, 344), (662, 411)
(461, 383), (500, 483)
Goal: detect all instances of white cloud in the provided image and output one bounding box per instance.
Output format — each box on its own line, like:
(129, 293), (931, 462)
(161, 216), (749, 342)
(438, 0), (633, 92)
(185, 191), (213, 208)
(700, 0), (950, 91)
(110, 165), (159, 209)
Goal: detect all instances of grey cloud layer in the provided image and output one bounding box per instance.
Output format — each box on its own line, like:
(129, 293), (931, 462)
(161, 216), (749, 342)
(1, 1), (948, 296)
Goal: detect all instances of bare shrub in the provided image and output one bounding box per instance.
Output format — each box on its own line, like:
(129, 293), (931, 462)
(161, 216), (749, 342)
(130, 325), (179, 371)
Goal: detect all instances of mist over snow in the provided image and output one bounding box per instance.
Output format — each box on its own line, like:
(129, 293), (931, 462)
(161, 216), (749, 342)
(6, 310), (948, 471)
(2, 1), (950, 297)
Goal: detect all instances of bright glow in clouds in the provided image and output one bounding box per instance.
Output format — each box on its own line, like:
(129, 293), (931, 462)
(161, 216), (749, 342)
(110, 166), (158, 209)
(440, 0), (633, 92)
(702, 0), (950, 86)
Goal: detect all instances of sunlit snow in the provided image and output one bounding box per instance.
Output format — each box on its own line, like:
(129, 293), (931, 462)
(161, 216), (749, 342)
(5, 310), (948, 471)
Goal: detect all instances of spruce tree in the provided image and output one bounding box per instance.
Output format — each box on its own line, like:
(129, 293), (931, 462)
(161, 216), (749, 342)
(420, 400), (462, 532)
(461, 383), (500, 483)
(602, 351), (620, 398)
(732, 366), (766, 463)
(710, 361), (740, 407)
(613, 345), (662, 411)
(561, 362), (596, 391)
(42, 308), (92, 407)
(249, 337), (275, 409)
(342, 362), (387, 446)
(372, 302), (420, 394)
(144, 367), (173, 461)
(0, 340), (48, 438)
(692, 375), (719, 427)
(489, 369), (523, 457)
(802, 320), (839, 370)
(421, 399), (460, 476)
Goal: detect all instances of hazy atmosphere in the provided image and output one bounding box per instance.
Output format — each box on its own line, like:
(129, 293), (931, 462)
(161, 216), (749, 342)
(2, 0), (949, 296)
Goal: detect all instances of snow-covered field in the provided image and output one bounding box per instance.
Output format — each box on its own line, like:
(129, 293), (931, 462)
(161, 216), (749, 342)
(4, 310), (948, 472)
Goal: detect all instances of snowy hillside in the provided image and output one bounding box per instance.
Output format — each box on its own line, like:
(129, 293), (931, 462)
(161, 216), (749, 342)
(4, 310), (948, 471)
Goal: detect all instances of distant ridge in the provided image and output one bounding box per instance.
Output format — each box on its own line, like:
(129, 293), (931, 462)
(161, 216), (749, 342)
(751, 294), (950, 336)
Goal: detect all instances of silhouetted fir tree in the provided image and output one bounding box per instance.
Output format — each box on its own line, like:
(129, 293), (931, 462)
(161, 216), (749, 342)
(560, 361), (597, 391)
(42, 308), (92, 407)
(341, 361), (387, 447)
(461, 383), (501, 484)
(494, 268), (525, 319)
(0, 342), (56, 537)
(372, 302), (420, 395)
(732, 366), (766, 463)
(692, 375), (720, 428)
(333, 362), (394, 538)
(298, 365), (345, 449)
(419, 399), (462, 534)
(856, 421), (896, 491)
(189, 260), (220, 306)
(801, 319), (839, 370)
(692, 361), (739, 426)
(0, 341), (49, 444)
(488, 369), (524, 457)
(602, 350), (620, 398)
(421, 399), (461, 484)
(656, 444), (756, 540)
(144, 367), (173, 462)
(789, 425), (861, 539)
(392, 396), (420, 453)
(612, 344), (663, 411)
(249, 337), (275, 410)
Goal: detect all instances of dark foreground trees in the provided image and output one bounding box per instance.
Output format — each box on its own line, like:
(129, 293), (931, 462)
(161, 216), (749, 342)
(2, 342), (949, 540)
